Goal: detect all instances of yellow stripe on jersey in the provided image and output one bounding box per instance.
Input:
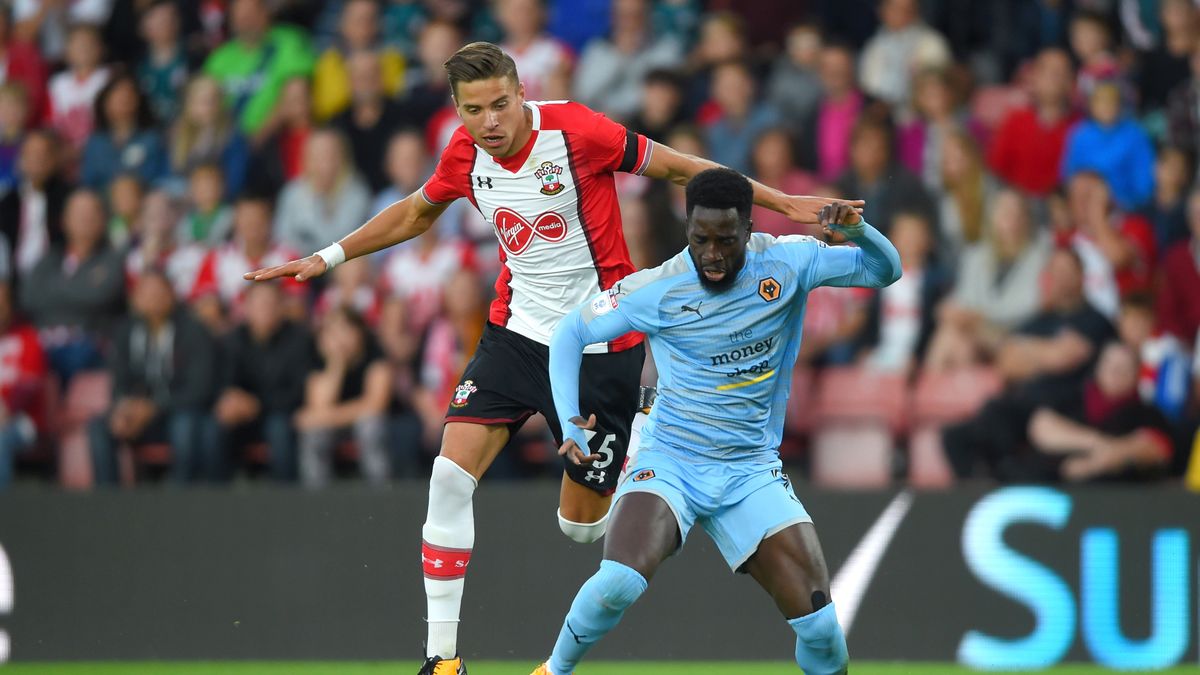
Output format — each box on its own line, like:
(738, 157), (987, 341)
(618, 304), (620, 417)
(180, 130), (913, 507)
(716, 368), (777, 391)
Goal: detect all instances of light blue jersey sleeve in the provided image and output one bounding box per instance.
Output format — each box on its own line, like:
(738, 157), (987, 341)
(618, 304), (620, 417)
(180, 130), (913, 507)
(788, 222), (902, 291)
(549, 273), (667, 451)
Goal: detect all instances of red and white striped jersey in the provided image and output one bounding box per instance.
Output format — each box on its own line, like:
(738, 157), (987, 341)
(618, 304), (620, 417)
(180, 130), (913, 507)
(421, 101), (652, 353)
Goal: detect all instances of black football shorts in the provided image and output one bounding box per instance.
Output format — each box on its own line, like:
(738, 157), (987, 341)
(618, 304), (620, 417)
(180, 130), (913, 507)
(445, 322), (644, 494)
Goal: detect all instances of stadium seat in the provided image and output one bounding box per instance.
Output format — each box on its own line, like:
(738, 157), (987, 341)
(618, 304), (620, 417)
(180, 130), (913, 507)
(911, 367), (1003, 425)
(16, 375), (60, 469)
(811, 423), (893, 489)
(57, 371), (113, 490)
(907, 425), (954, 490)
(811, 367), (909, 431)
(905, 368), (1002, 490)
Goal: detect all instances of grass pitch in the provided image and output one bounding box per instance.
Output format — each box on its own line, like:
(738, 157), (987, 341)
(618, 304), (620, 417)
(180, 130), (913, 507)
(4, 664), (1200, 674)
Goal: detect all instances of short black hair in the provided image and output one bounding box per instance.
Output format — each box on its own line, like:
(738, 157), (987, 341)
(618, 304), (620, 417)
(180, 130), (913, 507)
(685, 168), (753, 223)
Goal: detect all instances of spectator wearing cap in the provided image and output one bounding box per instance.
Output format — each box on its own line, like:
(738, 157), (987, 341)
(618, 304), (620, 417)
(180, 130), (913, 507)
(1061, 78), (1156, 212)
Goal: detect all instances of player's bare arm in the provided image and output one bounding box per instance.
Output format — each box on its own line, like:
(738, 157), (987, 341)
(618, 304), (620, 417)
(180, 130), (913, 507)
(641, 142), (864, 225)
(558, 414), (602, 466)
(243, 192), (450, 282)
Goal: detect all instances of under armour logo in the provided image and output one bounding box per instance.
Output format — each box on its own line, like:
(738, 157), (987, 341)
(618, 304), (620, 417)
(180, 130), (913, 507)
(422, 555), (444, 568)
(494, 207), (567, 255)
(585, 469), (606, 483)
(681, 301), (703, 318)
(566, 621), (588, 644)
(475, 175), (493, 189)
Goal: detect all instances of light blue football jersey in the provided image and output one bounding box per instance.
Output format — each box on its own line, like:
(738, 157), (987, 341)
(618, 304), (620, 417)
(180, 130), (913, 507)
(550, 226), (901, 465)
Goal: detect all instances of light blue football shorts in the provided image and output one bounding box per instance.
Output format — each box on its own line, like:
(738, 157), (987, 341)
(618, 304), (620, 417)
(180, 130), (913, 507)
(615, 449), (813, 572)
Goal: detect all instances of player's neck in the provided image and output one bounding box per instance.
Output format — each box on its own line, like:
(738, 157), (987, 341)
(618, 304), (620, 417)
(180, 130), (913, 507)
(498, 106), (535, 159)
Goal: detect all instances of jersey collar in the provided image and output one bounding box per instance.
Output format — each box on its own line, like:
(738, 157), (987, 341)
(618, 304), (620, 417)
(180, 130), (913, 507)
(492, 102), (540, 174)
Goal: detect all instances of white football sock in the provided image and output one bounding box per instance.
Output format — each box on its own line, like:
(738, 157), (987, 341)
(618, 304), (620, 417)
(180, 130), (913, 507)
(422, 456), (477, 659)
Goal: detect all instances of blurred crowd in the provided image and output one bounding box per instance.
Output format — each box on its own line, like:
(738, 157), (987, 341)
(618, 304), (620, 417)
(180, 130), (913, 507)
(0, 0), (1197, 490)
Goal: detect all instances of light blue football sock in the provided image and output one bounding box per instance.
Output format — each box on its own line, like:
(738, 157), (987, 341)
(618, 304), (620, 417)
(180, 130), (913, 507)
(548, 559), (647, 674)
(789, 602), (849, 674)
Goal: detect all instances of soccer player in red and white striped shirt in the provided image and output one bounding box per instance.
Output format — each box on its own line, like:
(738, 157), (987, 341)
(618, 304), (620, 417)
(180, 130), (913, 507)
(247, 42), (857, 675)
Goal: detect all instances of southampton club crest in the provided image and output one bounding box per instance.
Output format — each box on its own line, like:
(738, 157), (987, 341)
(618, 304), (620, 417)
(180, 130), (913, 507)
(451, 380), (478, 408)
(535, 161), (565, 195)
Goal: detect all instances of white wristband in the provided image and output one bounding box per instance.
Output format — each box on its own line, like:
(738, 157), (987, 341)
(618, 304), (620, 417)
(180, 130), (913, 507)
(315, 242), (346, 270)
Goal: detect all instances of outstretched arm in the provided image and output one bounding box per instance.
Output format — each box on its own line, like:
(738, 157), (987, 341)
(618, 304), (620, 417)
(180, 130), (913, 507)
(806, 203), (903, 289)
(549, 299), (638, 462)
(244, 191), (450, 282)
(641, 143), (862, 225)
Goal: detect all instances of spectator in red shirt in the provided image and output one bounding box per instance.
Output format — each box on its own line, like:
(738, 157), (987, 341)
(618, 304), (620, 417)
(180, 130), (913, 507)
(1025, 342), (1174, 482)
(1060, 171), (1157, 319)
(988, 48), (1078, 197)
(0, 281), (48, 490)
(1156, 188), (1200, 346)
(0, 6), (48, 128)
(246, 76), (313, 196)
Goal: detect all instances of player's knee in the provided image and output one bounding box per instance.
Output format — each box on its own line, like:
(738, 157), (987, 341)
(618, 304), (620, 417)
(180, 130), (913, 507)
(430, 455), (477, 499)
(790, 602), (849, 675)
(558, 509), (609, 543)
(592, 560), (647, 610)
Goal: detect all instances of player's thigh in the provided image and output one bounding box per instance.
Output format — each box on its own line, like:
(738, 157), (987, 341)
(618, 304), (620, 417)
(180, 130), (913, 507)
(559, 474), (612, 523)
(602, 490), (682, 581)
(438, 422), (511, 481)
(553, 343), (645, 497)
(743, 521), (833, 619)
(441, 324), (547, 479)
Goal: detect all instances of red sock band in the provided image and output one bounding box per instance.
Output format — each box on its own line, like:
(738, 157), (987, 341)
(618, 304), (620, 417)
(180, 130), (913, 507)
(422, 541), (471, 580)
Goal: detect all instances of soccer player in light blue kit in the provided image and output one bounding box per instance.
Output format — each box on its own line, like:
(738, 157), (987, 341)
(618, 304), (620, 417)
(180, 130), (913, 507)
(532, 168), (902, 674)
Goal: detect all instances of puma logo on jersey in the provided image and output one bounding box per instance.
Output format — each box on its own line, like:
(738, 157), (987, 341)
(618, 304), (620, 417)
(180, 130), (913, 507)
(493, 207), (568, 255)
(681, 302), (704, 318)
